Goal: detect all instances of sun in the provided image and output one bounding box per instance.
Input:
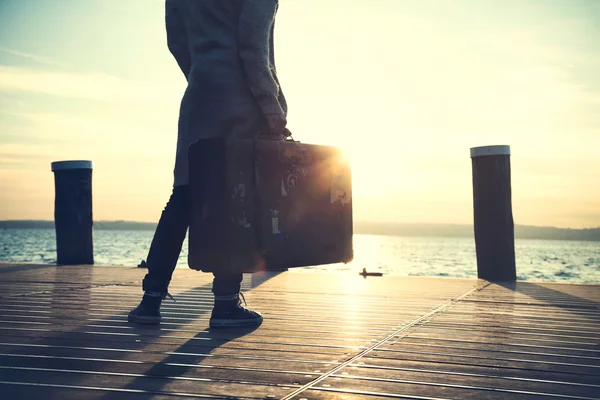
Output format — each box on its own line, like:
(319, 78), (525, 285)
(337, 140), (398, 198)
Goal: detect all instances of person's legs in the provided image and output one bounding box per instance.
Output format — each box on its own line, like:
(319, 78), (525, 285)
(128, 185), (190, 324)
(212, 273), (243, 297)
(128, 184), (262, 327)
(142, 185), (190, 293)
(210, 271), (263, 328)
(202, 155), (261, 328)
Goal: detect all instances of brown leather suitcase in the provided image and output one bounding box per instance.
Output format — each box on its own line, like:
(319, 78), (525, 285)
(187, 138), (353, 274)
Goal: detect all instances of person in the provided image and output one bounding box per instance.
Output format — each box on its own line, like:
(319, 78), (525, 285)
(128, 0), (288, 328)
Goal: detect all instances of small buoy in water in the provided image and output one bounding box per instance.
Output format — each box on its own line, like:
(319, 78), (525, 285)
(360, 268), (382, 277)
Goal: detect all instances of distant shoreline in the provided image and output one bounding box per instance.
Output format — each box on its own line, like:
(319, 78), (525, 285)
(1, 220), (599, 242)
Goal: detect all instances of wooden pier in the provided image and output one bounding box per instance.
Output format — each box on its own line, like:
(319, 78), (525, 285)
(0, 262), (598, 399)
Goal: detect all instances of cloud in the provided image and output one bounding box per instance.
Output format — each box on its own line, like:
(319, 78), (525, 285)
(0, 65), (182, 104)
(0, 111), (177, 162)
(0, 46), (72, 69)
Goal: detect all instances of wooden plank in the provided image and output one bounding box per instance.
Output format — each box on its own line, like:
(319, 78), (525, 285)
(0, 384), (215, 400)
(366, 348), (600, 377)
(346, 359), (600, 387)
(389, 336), (600, 358)
(0, 336), (349, 362)
(0, 355), (320, 386)
(309, 371), (599, 399)
(0, 368), (298, 399)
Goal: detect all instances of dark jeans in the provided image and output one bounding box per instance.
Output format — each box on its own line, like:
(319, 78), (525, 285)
(141, 185), (243, 296)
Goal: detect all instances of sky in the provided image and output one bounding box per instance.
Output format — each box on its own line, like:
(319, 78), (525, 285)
(0, 0), (599, 229)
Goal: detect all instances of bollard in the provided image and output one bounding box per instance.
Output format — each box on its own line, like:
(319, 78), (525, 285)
(470, 145), (516, 281)
(51, 160), (94, 265)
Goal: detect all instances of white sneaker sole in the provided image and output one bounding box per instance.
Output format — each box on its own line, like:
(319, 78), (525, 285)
(128, 313), (161, 325)
(209, 316), (263, 329)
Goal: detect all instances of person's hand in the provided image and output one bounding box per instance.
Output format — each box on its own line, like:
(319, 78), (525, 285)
(266, 114), (287, 137)
(282, 127), (293, 139)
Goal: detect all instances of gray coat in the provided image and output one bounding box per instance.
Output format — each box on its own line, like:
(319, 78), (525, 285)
(165, 0), (288, 186)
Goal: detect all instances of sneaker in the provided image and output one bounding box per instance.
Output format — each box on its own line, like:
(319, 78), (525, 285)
(127, 292), (172, 325)
(209, 293), (263, 329)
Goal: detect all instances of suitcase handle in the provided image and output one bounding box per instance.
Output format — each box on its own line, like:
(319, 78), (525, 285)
(282, 128), (296, 142)
(260, 128), (298, 143)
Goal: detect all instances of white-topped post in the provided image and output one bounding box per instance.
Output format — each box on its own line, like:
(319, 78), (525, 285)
(470, 146), (516, 281)
(51, 160), (94, 265)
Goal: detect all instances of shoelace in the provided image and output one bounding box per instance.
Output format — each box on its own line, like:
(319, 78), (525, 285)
(214, 292), (248, 306)
(165, 293), (176, 302)
(147, 291), (176, 302)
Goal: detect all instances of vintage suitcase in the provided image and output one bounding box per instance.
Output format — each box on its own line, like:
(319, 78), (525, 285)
(187, 137), (353, 274)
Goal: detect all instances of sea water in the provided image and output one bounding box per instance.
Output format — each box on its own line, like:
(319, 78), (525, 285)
(1, 229), (599, 284)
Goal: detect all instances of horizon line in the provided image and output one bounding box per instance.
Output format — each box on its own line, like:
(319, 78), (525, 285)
(1, 219), (598, 231)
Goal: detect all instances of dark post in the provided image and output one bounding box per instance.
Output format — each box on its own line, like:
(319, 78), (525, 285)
(470, 145), (516, 281)
(51, 160), (94, 265)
